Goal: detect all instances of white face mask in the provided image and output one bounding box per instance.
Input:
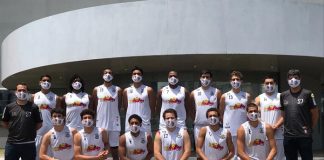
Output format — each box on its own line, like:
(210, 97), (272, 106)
(103, 73), (113, 82)
(247, 112), (259, 121)
(16, 91), (28, 101)
(264, 84), (275, 93)
(165, 119), (177, 128)
(168, 77), (179, 85)
(82, 119), (94, 127)
(200, 78), (211, 87)
(208, 116), (219, 125)
(288, 78), (300, 88)
(51, 117), (64, 126)
(231, 80), (241, 89)
(72, 82), (82, 90)
(40, 81), (51, 90)
(130, 124), (140, 133)
(132, 75), (142, 83)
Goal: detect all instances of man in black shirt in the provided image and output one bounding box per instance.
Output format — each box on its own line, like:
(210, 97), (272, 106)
(280, 69), (319, 160)
(2, 82), (43, 160)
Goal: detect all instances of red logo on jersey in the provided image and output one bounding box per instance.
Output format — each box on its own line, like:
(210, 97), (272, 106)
(264, 105), (280, 111)
(68, 101), (86, 107)
(130, 149), (145, 155)
(130, 97), (144, 103)
(209, 142), (224, 150)
(249, 139), (265, 146)
(53, 143), (72, 151)
(168, 98), (181, 104)
(86, 145), (101, 152)
(164, 144), (182, 151)
(230, 103), (245, 110)
(200, 100), (214, 106)
(102, 96), (115, 102)
(39, 104), (51, 110)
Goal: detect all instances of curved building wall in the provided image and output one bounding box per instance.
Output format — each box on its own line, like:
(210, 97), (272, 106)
(1, 0), (324, 83)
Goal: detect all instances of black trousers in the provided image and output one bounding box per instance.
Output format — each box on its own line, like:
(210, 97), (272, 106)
(283, 137), (313, 160)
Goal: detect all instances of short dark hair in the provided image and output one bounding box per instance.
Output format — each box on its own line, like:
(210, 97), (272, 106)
(230, 70), (243, 80)
(246, 103), (259, 112)
(200, 70), (213, 78)
(131, 66), (144, 75)
(128, 114), (142, 124)
(40, 75), (52, 81)
(102, 68), (113, 75)
(51, 107), (66, 117)
(80, 109), (95, 119)
(287, 69), (301, 78)
(16, 82), (28, 91)
(163, 108), (178, 119)
(263, 74), (276, 83)
(69, 74), (85, 92)
(206, 107), (220, 118)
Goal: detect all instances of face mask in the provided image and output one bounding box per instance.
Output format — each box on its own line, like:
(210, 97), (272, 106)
(288, 78), (300, 88)
(52, 117), (64, 126)
(82, 119), (94, 127)
(200, 78), (211, 87)
(264, 84), (275, 93)
(231, 80), (241, 89)
(132, 75), (142, 83)
(40, 81), (51, 90)
(16, 91), (28, 101)
(165, 119), (177, 128)
(208, 116), (219, 125)
(130, 124), (140, 133)
(247, 112), (259, 121)
(103, 73), (113, 82)
(168, 77), (179, 85)
(72, 82), (82, 90)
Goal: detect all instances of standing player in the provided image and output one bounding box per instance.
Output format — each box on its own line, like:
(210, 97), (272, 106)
(156, 71), (189, 129)
(237, 103), (277, 160)
(196, 108), (234, 160)
(62, 74), (90, 131)
(190, 70), (222, 142)
(39, 108), (77, 160)
(123, 66), (155, 134)
(91, 68), (122, 160)
(119, 114), (153, 160)
(74, 109), (110, 159)
(31, 75), (61, 159)
(255, 75), (284, 160)
(219, 70), (251, 155)
(154, 109), (191, 160)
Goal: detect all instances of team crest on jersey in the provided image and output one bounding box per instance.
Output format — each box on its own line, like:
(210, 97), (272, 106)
(177, 134), (182, 138)
(112, 88), (116, 93)
(25, 112), (31, 117)
(220, 134), (226, 139)
(198, 92), (201, 96)
(164, 134), (168, 138)
(297, 99), (304, 104)
(65, 132), (70, 138)
(129, 89), (133, 93)
(259, 128), (264, 134)
(141, 88), (144, 93)
(95, 133), (99, 139)
(48, 96), (54, 101)
(141, 138), (145, 144)
(210, 91), (214, 96)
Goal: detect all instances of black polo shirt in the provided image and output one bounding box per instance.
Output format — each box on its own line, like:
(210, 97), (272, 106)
(2, 101), (43, 144)
(280, 88), (316, 138)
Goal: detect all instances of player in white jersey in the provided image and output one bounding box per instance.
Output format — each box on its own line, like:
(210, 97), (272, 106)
(157, 71), (189, 129)
(255, 75), (284, 160)
(190, 70), (222, 142)
(196, 108), (234, 160)
(39, 108), (77, 160)
(123, 66), (155, 134)
(237, 103), (276, 160)
(219, 71), (251, 156)
(31, 75), (61, 159)
(91, 68), (122, 160)
(154, 109), (191, 160)
(62, 74), (90, 131)
(119, 114), (153, 160)
(74, 109), (109, 159)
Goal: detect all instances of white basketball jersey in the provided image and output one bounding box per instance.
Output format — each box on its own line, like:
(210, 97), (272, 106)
(204, 126), (229, 160)
(242, 121), (267, 160)
(125, 131), (148, 160)
(259, 92), (283, 139)
(193, 87), (218, 125)
(50, 126), (74, 160)
(223, 90), (248, 136)
(160, 127), (184, 160)
(34, 91), (57, 135)
(159, 86), (186, 129)
(125, 85), (151, 132)
(95, 84), (121, 131)
(65, 92), (89, 130)
(80, 127), (104, 156)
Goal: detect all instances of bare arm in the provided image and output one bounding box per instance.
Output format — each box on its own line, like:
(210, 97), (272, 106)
(189, 92), (196, 121)
(266, 124), (277, 160)
(155, 90), (163, 121)
(2, 121), (9, 129)
(36, 122), (43, 130)
(254, 96), (260, 111)
(184, 89), (191, 121)
(118, 88), (123, 114)
(219, 94), (226, 121)
(122, 90), (128, 113)
(310, 107), (319, 129)
(196, 127), (208, 160)
(39, 132), (53, 160)
(145, 134), (153, 160)
(246, 93), (252, 104)
(222, 131), (234, 160)
(147, 87), (156, 116)
(118, 135), (130, 160)
(216, 90), (222, 108)
(55, 96), (61, 109)
(90, 88), (98, 112)
(60, 95), (67, 111)
(153, 131), (165, 160)
(237, 126), (250, 160)
(180, 130), (191, 160)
